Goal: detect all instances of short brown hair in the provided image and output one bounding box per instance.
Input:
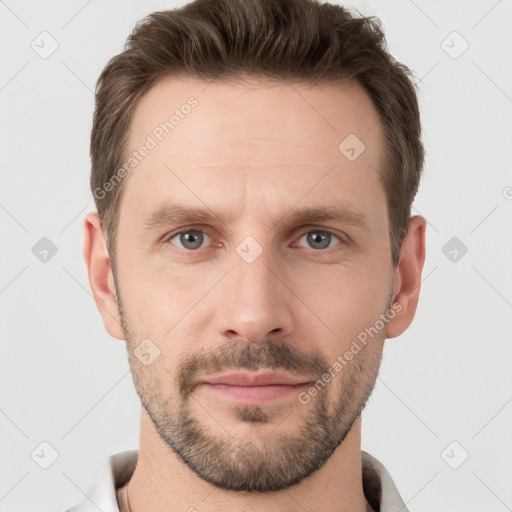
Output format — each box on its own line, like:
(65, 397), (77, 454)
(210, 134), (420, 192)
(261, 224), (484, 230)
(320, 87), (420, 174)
(90, 0), (424, 268)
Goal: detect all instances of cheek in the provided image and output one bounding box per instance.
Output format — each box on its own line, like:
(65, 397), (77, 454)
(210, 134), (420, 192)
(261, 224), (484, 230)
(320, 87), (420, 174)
(289, 271), (390, 378)
(298, 264), (388, 329)
(127, 334), (184, 401)
(117, 256), (200, 331)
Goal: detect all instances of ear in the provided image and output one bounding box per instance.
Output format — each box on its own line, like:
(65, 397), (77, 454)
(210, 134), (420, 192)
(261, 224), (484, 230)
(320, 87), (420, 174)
(385, 215), (427, 339)
(82, 212), (125, 340)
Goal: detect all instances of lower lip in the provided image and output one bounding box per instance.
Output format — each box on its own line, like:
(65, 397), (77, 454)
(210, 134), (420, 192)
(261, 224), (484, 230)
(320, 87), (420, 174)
(202, 383), (310, 404)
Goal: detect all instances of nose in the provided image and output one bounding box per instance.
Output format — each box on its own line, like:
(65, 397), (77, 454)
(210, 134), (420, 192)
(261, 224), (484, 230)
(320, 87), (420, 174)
(214, 245), (294, 344)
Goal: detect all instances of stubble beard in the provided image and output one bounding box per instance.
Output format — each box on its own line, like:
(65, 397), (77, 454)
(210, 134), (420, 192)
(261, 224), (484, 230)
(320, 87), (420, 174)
(117, 291), (387, 492)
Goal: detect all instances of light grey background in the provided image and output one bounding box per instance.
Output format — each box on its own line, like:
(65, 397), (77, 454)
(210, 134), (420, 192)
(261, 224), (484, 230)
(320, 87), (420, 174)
(1, 1), (511, 511)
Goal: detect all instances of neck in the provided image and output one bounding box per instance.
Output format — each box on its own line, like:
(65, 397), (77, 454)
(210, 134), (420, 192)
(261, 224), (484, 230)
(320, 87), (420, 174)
(124, 409), (371, 512)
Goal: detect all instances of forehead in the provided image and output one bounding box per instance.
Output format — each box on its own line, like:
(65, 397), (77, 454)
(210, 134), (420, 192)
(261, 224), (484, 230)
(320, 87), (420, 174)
(119, 75), (386, 227)
(128, 74), (381, 157)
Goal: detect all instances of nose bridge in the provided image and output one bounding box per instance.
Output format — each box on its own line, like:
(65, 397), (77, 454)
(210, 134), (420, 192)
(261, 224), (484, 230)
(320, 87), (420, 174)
(234, 241), (276, 298)
(216, 237), (293, 343)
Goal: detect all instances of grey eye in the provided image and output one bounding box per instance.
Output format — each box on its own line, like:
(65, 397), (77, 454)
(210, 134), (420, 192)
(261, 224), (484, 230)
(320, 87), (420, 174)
(169, 230), (210, 250)
(297, 230), (341, 250)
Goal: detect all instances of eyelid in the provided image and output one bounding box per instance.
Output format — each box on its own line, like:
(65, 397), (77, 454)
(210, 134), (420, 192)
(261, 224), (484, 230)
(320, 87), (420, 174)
(296, 225), (346, 239)
(163, 225), (213, 241)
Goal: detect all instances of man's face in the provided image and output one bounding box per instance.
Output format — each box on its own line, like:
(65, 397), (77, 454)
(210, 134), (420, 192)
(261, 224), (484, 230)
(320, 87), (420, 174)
(114, 76), (396, 491)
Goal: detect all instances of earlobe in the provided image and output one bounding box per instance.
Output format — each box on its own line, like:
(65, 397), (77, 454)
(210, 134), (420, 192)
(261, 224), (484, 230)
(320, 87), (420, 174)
(82, 212), (125, 340)
(385, 215), (427, 339)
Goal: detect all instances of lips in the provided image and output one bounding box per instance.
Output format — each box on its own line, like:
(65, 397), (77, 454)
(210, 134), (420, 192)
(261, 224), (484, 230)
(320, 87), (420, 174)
(199, 371), (312, 405)
(203, 370), (310, 387)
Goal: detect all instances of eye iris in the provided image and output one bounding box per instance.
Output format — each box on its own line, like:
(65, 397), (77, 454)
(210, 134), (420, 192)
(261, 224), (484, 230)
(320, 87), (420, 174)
(181, 231), (203, 249)
(307, 231), (331, 249)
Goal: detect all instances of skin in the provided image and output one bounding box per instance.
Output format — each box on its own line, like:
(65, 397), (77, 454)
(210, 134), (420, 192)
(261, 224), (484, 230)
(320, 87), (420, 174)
(83, 75), (426, 512)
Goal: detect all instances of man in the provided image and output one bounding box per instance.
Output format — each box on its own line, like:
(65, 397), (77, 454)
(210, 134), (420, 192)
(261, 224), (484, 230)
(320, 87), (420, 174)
(71, 0), (426, 510)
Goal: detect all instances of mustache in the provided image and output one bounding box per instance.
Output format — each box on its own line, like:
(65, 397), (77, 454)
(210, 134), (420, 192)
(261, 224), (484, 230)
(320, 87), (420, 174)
(178, 339), (331, 399)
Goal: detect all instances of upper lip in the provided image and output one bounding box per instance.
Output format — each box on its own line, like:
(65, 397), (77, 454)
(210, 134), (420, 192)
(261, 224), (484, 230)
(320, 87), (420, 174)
(203, 371), (310, 387)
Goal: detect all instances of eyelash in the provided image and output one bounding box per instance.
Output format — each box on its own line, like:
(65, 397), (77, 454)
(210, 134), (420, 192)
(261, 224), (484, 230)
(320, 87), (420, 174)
(163, 227), (345, 253)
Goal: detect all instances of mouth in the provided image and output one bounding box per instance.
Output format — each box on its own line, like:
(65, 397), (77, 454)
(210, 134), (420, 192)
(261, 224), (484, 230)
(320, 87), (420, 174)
(198, 370), (312, 405)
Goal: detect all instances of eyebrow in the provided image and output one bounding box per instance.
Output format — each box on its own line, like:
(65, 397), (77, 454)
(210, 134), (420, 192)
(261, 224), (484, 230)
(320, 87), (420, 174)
(141, 203), (369, 232)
